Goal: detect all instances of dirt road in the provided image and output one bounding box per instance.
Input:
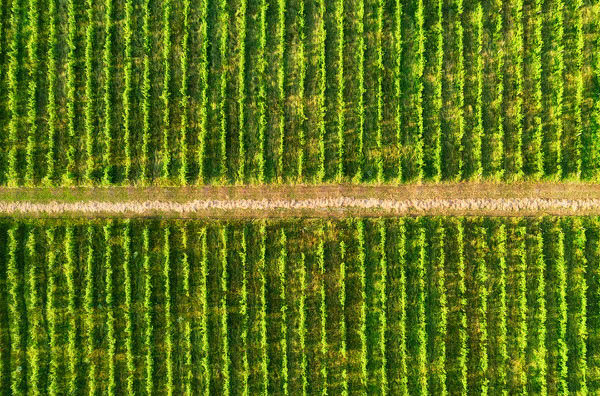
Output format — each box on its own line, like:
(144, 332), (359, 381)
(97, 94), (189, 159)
(0, 182), (599, 217)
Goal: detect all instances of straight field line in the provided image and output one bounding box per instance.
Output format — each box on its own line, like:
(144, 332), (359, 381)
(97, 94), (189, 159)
(0, 182), (599, 217)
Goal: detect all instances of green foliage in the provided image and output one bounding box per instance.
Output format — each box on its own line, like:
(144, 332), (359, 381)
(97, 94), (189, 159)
(196, 227), (210, 393)
(7, 225), (25, 394)
(122, 0), (133, 182)
(204, 0), (227, 183)
(226, 225), (249, 395)
(176, 225), (192, 395)
(561, 0), (584, 178)
(122, 222), (135, 394)
(282, 0), (306, 182)
(423, 217), (446, 394)
(224, 0), (246, 183)
(505, 219), (527, 393)
(84, 0), (96, 184)
(25, 0), (38, 185)
(502, 0), (524, 180)
(400, 0), (425, 181)
(303, 0), (326, 182)
(263, 0), (285, 182)
(220, 227), (230, 394)
(344, 219), (367, 393)
(405, 218), (427, 394)
(564, 217), (588, 393)
(580, 1), (600, 180)
(46, 227), (60, 396)
(102, 0), (114, 185)
(285, 231), (308, 395)
(264, 226), (288, 394)
(342, 0), (364, 182)
(6, 0), (25, 186)
(380, 0), (402, 182)
(141, 0), (151, 184)
(363, 220), (386, 392)
(318, 227), (328, 392)
(443, 217), (467, 395)
(384, 219), (407, 394)
(422, 0), (443, 181)
(84, 226), (98, 395)
(323, 222), (348, 394)
(25, 228), (43, 395)
(3, 217), (600, 393)
(65, 226), (79, 393)
(361, 0), (383, 182)
(521, 0), (544, 178)
(161, 0), (172, 181)
(0, 0), (10, 186)
(441, 0), (464, 180)
(142, 226), (153, 395)
(461, 0), (483, 180)
(163, 227), (174, 395)
(481, 0), (504, 179)
(542, 217), (568, 394)
(585, 217), (600, 392)
(524, 219), (547, 393)
(104, 223), (116, 393)
(65, 0), (77, 184)
(541, 0), (564, 178)
(246, 223), (268, 394)
(244, 0), (267, 183)
(463, 218), (488, 394)
(485, 218), (508, 394)
(195, 0), (209, 184)
(323, 0), (344, 182)
(303, 225), (327, 394)
(0, 1), (599, 185)
(279, 228), (289, 393)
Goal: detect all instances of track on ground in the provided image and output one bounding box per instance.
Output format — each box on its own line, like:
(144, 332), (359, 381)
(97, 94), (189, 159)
(2, 182), (600, 217)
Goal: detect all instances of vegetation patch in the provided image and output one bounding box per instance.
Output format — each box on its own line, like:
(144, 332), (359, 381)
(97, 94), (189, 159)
(0, 217), (599, 393)
(0, 1), (598, 185)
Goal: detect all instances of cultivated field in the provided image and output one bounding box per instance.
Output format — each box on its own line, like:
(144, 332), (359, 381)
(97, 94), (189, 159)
(1, 217), (600, 394)
(0, 0), (598, 185)
(2, 1), (600, 394)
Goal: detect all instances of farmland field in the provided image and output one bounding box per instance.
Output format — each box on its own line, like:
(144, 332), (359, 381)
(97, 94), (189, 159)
(0, 0), (599, 185)
(2, 0), (600, 394)
(1, 217), (600, 393)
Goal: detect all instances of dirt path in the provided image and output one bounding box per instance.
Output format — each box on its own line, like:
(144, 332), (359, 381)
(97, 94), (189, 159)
(1, 197), (600, 218)
(0, 182), (599, 217)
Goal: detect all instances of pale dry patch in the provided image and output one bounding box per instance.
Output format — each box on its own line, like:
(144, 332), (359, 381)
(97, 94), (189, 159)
(0, 182), (599, 217)
(0, 197), (600, 218)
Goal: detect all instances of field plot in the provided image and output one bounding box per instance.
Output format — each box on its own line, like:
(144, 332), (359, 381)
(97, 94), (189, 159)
(1, 217), (600, 393)
(0, 0), (599, 185)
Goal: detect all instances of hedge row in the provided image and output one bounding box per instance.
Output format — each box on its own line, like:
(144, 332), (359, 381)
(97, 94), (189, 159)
(0, 217), (599, 393)
(0, 1), (597, 185)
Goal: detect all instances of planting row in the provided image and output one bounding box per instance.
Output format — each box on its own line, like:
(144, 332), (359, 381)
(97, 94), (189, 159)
(0, 0), (599, 185)
(1, 217), (600, 393)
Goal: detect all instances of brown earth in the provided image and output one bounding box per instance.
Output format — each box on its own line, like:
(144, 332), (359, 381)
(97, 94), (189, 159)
(0, 181), (599, 217)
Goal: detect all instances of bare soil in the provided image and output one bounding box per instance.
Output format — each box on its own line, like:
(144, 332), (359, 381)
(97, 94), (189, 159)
(0, 182), (599, 217)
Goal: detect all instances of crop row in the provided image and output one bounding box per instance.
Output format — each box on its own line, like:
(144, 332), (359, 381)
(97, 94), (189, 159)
(0, 217), (599, 393)
(0, 1), (599, 185)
